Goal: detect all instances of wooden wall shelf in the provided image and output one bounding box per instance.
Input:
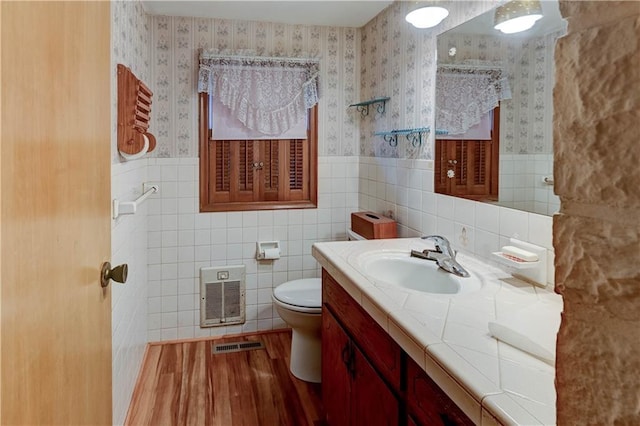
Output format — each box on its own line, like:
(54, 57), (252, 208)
(117, 64), (156, 157)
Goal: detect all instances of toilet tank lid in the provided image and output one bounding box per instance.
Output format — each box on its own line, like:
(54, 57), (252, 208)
(273, 278), (322, 308)
(348, 229), (365, 240)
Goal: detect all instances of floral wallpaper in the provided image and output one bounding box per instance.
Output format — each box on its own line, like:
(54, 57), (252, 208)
(111, 0), (150, 163)
(146, 1), (514, 161)
(149, 16), (360, 158)
(360, 2), (431, 159)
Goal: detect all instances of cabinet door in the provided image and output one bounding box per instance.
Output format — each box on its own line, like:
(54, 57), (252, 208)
(323, 270), (402, 390)
(352, 345), (399, 426)
(322, 307), (352, 426)
(407, 358), (474, 426)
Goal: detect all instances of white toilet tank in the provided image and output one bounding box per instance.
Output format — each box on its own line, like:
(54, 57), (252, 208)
(347, 229), (365, 240)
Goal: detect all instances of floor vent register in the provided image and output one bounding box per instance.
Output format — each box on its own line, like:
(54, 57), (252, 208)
(212, 340), (265, 354)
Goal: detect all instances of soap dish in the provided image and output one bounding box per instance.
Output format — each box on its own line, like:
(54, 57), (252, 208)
(492, 252), (540, 269)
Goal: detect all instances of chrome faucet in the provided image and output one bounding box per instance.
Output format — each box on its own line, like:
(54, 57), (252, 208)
(411, 235), (470, 277)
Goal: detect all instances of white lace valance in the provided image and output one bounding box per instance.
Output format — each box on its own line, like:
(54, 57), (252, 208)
(198, 51), (320, 136)
(436, 66), (511, 136)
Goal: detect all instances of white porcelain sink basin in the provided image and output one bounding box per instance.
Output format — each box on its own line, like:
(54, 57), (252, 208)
(353, 251), (482, 295)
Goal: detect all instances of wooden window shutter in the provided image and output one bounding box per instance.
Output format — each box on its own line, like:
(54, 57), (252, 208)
(434, 140), (449, 194)
(229, 141), (257, 203)
(289, 139), (304, 190)
(199, 93), (317, 212)
(284, 139), (308, 201)
(237, 141), (254, 193)
(473, 142), (487, 186)
(208, 140), (231, 203)
(454, 141), (467, 186)
(261, 140), (280, 201)
(215, 141), (230, 192)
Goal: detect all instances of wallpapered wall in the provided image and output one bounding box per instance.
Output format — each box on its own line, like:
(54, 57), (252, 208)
(149, 16), (360, 158)
(112, 0), (150, 163)
(359, 1), (504, 160)
(359, 3), (433, 159)
(145, 2), (520, 162)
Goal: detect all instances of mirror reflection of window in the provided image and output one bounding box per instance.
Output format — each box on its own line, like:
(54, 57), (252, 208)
(434, 0), (567, 216)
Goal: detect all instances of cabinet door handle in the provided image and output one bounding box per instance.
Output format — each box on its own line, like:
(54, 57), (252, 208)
(341, 342), (357, 380)
(341, 342), (350, 367)
(347, 344), (356, 380)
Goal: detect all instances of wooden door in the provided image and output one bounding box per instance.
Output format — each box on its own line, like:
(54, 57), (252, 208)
(1, 2), (112, 425)
(322, 308), (352, 426)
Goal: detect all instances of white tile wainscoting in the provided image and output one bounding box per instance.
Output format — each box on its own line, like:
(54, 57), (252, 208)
(145, 156), (360, 342)
(144, 155), (555, 343)
(499, 154), (559, 216)
(111, 159), (150, 426)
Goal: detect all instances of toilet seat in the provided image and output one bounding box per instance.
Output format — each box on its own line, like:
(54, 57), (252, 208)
(273, 278), (321, 314)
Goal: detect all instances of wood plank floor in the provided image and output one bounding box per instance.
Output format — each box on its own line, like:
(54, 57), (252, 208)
(125, 330), (325, 426)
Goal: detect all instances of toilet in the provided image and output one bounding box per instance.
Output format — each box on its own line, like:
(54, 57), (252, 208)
(272, 278), (322, 383)
(272, 212), (396, 383)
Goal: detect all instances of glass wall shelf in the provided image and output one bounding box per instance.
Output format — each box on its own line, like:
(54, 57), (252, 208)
(349, 97), (390, 117)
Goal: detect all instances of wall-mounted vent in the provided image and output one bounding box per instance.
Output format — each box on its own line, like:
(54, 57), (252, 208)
(200, 265), (245, 327)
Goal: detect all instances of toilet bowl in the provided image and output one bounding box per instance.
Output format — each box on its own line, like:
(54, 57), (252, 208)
(273, 213), (395, 383)
(272, 278), (322, 383)
(272, 230), (364, 383)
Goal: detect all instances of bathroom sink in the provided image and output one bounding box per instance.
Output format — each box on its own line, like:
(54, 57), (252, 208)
(352, 251), (482, 295)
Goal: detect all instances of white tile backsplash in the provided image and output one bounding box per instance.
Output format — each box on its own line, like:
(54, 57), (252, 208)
(499, 208), (530, 241)
(358, 156), (554, 284)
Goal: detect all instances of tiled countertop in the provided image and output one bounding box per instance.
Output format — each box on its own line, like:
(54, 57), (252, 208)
(312, 238), (561, 426)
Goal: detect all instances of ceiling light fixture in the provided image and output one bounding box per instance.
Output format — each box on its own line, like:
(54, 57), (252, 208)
(494, 0), (543, 34)
(405, 2), (449, 29)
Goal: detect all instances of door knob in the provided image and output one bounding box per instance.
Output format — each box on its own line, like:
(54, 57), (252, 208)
(100, 262), (128, 288)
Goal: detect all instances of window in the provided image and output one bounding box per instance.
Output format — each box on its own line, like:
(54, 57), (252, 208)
(199, 93), (317, 212)
(197, 53), (320, 212)
(435, 106), (499, 200)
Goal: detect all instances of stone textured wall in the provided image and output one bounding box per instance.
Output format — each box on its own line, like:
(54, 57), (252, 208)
(553, 2), (640, 424)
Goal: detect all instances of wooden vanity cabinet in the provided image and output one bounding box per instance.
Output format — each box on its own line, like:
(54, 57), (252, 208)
(322, 269), (474, 426)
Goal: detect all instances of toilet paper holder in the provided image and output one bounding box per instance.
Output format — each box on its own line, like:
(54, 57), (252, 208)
(256, 241), (281, 260)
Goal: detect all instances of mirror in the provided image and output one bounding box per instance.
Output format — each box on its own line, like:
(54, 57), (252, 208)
(434, 1), (567, 216)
